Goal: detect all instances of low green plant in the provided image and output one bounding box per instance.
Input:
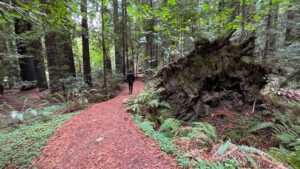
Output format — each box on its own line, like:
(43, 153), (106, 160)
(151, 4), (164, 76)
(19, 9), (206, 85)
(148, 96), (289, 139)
(125, 87), (171, 114)
(132, 114), (240, 168)
(159, 118), (181, 137)
(224, 127), (250, 143)
(0, 107), (80, 169)
(252, 112), (300, 168)
(191, 122), (218, 141)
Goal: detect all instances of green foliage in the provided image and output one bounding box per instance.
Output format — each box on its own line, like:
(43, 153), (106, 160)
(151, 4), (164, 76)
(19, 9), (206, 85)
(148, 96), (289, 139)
(252, 113), (300, 168)
(218, 140), (232, 156)
(0, 106), (80, 169)
(159, 118), (181, 137)
(224, 127), (250, 143)
(244, 154), (258, 169)
(192, 122), (218, 141)
(132, 114), (240, 168)
(125, 87), (170, 114)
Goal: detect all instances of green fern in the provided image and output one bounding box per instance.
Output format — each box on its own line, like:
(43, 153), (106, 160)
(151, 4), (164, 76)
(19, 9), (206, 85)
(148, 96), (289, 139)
(125, 104), (140, 113)
(148, 99), (160, 107)
(159, 101), (171, 109)
(192, 122), (218, 140)
(253, 121), (300, 168)
(159, 118), (181, 137)
(218, 140), (232, 155)
(251, 122), (275, 132)
(252, 122), (300, 149)
(244, 154), (258, 169)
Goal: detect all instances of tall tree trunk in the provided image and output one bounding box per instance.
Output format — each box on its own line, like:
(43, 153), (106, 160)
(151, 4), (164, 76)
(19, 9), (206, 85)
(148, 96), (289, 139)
(14, 19), (48, 91)
(125, 0), (129, 73)
(44, 32), (61, 93)
(269, 1), (279, 56)
(101, 0), (107, 87)
(145, 0), (154, 69)
(240, 0), (246, 42)
(113, 0), (122, 74)
(59, 32), (76, 77)
(31, 37), (48, 90)
(121, 0), (127, 75)
(262, 0), (272, 65)
(285, 0), (295, 41)
(81, 0), (92, 86)
(106, 48), (112, 74)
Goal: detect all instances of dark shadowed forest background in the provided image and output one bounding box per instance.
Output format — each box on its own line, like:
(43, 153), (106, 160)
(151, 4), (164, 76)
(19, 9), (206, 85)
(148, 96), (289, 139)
(0, 0), (299, 168)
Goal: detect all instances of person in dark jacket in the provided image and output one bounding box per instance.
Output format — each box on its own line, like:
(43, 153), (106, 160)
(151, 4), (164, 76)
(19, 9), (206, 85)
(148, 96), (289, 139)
(126, 70), (135, 94)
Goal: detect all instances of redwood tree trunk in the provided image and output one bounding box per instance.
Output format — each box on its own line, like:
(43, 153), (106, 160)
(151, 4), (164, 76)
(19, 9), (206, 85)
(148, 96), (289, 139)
(31, 38), (48, 90)
(15, 19), (48, 90)
(285, 1), (295, 41)
(59, 32), (76, 77)
(101, 0), (107, 87)
(121, 0), (127, 75)
(145, 0), (155, 69)
(81, 0), (92, 86)
(113, 0), (123, 74)
(262, 0), (272, 65)
(45, 32), (61, 93)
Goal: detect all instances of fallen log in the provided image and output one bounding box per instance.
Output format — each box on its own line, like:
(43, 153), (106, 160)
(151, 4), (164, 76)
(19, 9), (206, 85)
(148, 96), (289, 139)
(157, 34), (270, 121)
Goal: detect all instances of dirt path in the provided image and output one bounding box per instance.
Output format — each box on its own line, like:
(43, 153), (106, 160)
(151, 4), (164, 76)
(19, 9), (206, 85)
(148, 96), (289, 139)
(34, 79), (177, 169)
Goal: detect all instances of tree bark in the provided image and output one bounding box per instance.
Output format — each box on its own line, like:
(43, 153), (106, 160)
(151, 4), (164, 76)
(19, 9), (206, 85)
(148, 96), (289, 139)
(31, 37), (48, 90)
(14, 19), (48, 91)
(81, 0), (92, 86)
(44, 32), (61, 93)
(113, 0), (122, 74)
(285, 0), (295, 41)
(101, 0), (107, 87)
(121, 0), (127, 75)
(145, 0), (155, 69)
(240, 0), (246, 42)
(262, 0), (272, 65)
(58, 32), (76, 77)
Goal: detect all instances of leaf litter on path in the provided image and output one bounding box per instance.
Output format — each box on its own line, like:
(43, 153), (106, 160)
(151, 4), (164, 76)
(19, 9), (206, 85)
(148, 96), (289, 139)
(33, 79), (177, 169)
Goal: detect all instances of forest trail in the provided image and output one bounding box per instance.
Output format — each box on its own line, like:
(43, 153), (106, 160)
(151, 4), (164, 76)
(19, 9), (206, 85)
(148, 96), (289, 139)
(33, 79), (177, 169)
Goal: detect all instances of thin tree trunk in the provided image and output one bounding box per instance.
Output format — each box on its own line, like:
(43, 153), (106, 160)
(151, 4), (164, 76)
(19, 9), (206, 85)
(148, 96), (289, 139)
(285, 0), (295, 41)
(101, 0), (107, 87)
(121, 0), (127, 75)
(269, 1), (279, 57)
(240, 0), (246, 42)
(262, 0), (272, 65)
(125, 0), (129, 73)
(81, 0), (92, 86)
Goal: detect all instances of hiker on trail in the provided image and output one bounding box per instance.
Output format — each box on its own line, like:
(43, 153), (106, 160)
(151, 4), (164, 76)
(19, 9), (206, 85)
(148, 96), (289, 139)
(126, 70), (135, 94)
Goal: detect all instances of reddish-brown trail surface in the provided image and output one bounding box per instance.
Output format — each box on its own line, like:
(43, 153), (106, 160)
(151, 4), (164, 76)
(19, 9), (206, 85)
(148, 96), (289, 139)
(33, 79), (178, 169)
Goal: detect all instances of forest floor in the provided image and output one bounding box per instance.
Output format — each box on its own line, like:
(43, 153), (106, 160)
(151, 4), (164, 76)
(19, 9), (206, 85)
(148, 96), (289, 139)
(32, 79), (178, 169)
(0, 88), (48, 115)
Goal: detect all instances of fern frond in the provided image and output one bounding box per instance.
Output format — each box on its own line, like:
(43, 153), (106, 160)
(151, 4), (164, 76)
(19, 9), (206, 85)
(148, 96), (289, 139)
(251, 122), (275, 132)
(159, 101), (171, 109)
(244, 154), (258, 169)
(218, 140), (231, 155)
(192, 122), (217, 140)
